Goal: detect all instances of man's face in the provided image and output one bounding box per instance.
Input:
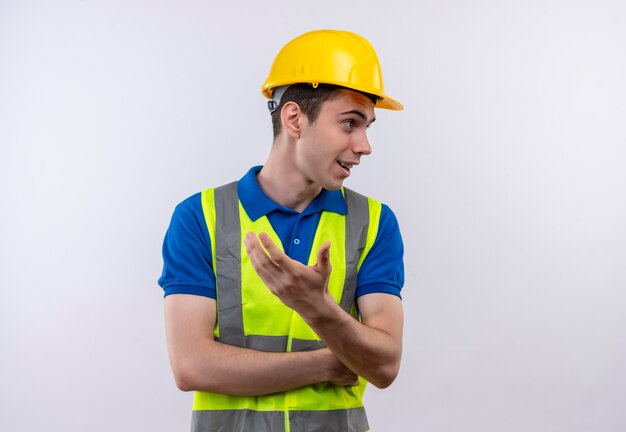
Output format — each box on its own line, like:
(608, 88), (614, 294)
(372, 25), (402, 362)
(294, 89), (376, 191)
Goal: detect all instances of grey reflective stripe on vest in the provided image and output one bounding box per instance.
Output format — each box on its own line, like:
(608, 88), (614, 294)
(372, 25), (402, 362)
(192, 409), (285, 432)
(291, 338), (327, 351)
(215, 336), (326, 353)
(214, 183), (370, 351)
(340, 188), (370, 313)
(215, 335), (287, 352)
(192, 408), (369, 432)
(290, 407), (370, 432)
(214, 182), (245, 347)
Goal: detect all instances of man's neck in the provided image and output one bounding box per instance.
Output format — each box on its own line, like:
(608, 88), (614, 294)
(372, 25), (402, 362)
(257, 157), (322, 214)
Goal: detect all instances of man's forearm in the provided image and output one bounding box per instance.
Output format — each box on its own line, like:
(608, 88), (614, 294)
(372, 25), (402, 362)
(171, 342), (354, 396)
(299, 293), (404, 389)
(165, 294), (357, 396)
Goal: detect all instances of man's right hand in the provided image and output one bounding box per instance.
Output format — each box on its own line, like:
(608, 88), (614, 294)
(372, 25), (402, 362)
(318, 348), (360, 387)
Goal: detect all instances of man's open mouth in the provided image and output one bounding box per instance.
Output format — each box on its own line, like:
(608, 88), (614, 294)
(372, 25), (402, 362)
(337, 161), (353, 171)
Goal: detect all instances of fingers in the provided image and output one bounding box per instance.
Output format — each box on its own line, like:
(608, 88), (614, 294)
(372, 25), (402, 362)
(347, 376), (361, 387)
(246, 232), (331, 278)
(258, 232), (287, 265)
(244, 232), (333, 311)
(244, 232), (265, 258)
(244, 232), (282, 287)
(322, 348), (359, 387)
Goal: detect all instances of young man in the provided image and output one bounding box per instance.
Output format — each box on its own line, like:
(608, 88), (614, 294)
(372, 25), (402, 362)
(159, 30), (405, 432)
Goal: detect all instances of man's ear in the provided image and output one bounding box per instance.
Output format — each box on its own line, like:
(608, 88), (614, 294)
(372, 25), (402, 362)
(280, 101), (305, 139)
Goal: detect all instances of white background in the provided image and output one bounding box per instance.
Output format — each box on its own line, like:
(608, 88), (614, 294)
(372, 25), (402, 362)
(1, 1), (625, 431)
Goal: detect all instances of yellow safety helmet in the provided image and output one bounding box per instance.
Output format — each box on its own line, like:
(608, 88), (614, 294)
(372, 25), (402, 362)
(261, 29), (403, 111)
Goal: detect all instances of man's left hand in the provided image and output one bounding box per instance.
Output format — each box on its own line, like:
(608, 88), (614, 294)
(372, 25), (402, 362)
(244, 231), (333, 316)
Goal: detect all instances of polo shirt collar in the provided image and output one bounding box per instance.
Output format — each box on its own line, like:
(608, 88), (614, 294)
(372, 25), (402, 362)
(237, 166), (347, 221)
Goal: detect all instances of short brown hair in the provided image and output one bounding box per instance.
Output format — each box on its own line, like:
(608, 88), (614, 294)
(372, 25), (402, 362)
(271, 84), (377, 139)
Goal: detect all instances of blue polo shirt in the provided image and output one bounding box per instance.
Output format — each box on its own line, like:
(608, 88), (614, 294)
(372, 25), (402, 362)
(159, 166), (404, 299)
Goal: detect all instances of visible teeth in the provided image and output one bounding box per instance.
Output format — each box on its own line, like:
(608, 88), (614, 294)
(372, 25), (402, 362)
(338, 161), (351, 170)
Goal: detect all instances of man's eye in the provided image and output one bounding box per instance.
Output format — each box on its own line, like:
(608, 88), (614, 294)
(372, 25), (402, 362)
(344, 120), (355, 128)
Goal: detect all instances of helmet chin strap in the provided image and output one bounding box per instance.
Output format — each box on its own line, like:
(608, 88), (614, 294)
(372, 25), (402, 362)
(267, 85), (290, 114)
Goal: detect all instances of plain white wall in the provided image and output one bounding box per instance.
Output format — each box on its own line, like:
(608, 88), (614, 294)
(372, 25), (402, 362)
(1, 0), (625, 431)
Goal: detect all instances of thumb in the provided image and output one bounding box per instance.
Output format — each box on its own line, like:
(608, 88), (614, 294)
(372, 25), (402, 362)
(315, 242), (332, 273)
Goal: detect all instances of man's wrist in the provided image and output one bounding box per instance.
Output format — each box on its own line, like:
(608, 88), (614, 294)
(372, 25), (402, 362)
(299, 292), (341, 327)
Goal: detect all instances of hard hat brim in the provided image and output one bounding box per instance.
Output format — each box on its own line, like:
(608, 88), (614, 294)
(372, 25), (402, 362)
(261, 81), (404, 111)
(373, 92), (404, 111)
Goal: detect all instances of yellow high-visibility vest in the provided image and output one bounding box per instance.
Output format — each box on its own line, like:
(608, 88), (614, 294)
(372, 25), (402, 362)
(193, 181), (382, 432)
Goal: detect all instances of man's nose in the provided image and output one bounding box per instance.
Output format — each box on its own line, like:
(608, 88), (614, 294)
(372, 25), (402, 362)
(354, 132), (372, 156)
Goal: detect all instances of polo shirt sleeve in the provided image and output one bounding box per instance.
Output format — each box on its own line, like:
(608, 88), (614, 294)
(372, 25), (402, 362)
(355, 204), (405, 299)
(158, 193), (217, 298)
